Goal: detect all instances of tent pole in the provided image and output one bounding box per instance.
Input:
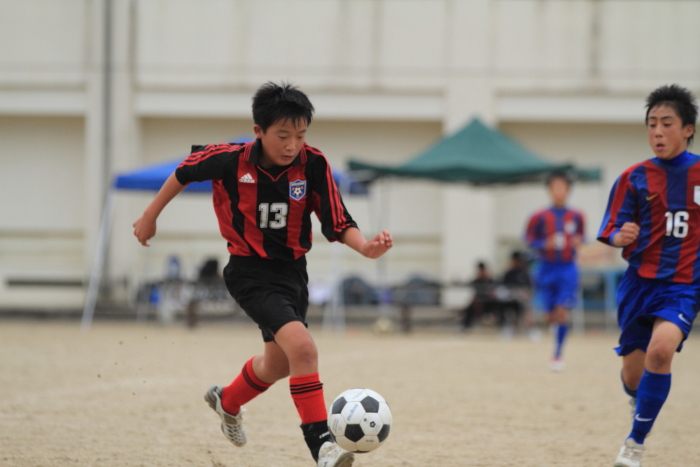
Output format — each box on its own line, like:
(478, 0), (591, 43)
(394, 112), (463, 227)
(81, 189), (116, 331)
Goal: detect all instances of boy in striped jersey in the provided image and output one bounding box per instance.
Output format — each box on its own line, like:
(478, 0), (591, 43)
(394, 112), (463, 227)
(133, 82), (392, 467)
(525, 172), (585, 371)
(598, 84), (698, 467)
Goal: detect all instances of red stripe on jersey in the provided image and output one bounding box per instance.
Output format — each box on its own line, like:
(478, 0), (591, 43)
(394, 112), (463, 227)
(310, 191), (322, 221)
(179, 145), (239, 167)
(304, 144), (323, 157)
(325, 161), (348, 234)
(562, 210), (575, 263)
(243, 141), (254, 161)
(525, 210), (544, 246)
(638, 163), (667, 279)
(211, 180), (250, 256)
(543, 211), (556, 262)
(674, 165), (700, 282)
(237, 157), (266, 257)
(285, 165), (306, 259)
(600, 163), (641, 240)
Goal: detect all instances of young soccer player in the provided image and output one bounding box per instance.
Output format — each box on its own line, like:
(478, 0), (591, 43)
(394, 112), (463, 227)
(597, 84), (698, 467)
(525, 172), (585, 371)
(133, 82), (393, 467)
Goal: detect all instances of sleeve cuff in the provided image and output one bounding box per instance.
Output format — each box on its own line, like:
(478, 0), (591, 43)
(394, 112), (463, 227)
(597, 229), (620, 247)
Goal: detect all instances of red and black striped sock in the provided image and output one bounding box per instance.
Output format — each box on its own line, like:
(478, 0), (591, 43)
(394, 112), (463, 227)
(221, 357), (272, 415)
(290, 373), (327, 424)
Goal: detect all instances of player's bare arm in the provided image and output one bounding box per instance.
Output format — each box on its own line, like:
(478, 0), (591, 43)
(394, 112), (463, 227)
(133, 173), (186, 246)
(340, 227), (393, 259)
(612, 222), (640, 247)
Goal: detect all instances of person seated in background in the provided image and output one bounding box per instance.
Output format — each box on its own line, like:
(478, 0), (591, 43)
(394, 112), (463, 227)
(499, 251), (538, 339)
(186, 258), (223, 328)
(461, 261), (497, 330)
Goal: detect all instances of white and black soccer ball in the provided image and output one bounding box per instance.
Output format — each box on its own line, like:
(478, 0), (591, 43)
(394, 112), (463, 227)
(327, 388), (392, 453)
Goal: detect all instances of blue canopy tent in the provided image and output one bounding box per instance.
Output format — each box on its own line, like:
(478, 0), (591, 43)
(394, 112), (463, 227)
(82, 137), (367, 329)
(114, 159), (214, 193)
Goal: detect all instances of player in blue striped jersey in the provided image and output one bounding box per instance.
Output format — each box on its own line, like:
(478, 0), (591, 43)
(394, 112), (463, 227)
(598, 84), (698, 467)
(525, 172), (585, 371)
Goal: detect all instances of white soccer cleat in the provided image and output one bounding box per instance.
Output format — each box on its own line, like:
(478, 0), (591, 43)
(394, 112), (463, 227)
(204, 385), (247, 447)
(317, 441), (354, 467)
(549, 358), (566, 372)
(614, 437), (644, 467)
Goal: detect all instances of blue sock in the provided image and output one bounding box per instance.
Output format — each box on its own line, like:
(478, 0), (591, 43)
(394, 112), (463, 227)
(554, 324), (568, 359)
(629, 370), (671, 444)
(621, 371), (637, 398)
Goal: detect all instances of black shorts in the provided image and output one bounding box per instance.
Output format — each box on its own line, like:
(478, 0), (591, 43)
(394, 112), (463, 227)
(224, 255), (309, 342)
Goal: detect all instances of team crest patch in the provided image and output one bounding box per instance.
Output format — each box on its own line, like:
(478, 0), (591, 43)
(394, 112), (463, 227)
(289, 179), (306, 201)
(695, 186), (700, 206)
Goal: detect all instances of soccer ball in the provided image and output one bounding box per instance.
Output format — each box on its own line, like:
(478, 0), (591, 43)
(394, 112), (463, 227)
(327, 388), (392, 453)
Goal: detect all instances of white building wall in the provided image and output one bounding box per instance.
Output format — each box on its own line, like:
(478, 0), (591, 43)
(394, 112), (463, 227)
(1, 0), (699, 309)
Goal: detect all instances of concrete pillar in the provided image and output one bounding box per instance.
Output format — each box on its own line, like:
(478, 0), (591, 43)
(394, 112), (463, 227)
(83, 0), (140, 294)
(83, 0), (108, 275)
(440, 0), (497, 296)
(108, 0), (141, 292)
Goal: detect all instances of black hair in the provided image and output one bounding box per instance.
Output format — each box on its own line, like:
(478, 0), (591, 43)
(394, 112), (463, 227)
(645, 84), (698, 146)
(477, 261), (486, 270)
(510, 251), (522, 261)
(252, 82), (314, 132)
(545, 170), (572, 187)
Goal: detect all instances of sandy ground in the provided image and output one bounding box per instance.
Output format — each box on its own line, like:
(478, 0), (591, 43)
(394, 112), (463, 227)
(1, 319), (699, 467)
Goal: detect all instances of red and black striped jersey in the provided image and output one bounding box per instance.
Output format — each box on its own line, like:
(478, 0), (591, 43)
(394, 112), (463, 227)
(175, 139), (357, 260)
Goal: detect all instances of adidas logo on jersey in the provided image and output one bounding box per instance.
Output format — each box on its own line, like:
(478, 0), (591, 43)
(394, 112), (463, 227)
(239, 173), (255, 183)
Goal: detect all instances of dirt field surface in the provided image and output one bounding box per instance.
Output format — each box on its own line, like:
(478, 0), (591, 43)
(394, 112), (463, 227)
(1, 320), (699, 467)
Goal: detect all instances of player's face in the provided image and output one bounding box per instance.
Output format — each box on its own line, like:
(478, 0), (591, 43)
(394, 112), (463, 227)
(647, 105), (694, 160)
(548, 178), (569, 207)
(255, 118), (307, 168)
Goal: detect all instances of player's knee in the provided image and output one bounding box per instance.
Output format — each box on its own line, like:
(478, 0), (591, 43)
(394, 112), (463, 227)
(645, 341), (675, 372)
(554, 307), (569, 323)
(289, 339), (318, 367)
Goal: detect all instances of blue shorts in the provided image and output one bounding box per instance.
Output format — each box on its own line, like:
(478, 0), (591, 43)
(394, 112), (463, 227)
(534, 261), (578, 312)
(615, 267), (700, 356)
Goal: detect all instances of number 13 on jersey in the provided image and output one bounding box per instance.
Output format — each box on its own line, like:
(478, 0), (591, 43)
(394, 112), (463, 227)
(259, 203), (288, 229)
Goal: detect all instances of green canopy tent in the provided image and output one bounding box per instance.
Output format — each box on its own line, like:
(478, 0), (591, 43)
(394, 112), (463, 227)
(348, 118), (600, 184)
(347, 118), (601, 334)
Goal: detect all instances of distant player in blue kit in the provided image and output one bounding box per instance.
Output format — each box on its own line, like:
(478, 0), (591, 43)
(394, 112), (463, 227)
(526, 172), (585, 371)
(598, 84), (699, 467)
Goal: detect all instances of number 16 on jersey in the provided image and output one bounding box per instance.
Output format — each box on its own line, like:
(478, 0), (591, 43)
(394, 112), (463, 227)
(665, 210), (689, 238)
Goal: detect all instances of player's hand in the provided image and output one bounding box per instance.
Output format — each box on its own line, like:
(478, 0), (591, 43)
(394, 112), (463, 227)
(544, 235), (557, 249)
(360, 230), (393, 259)
(612, 222), (639, 247)
(571, 235), (582, 248)
(133, 214), (157, 247)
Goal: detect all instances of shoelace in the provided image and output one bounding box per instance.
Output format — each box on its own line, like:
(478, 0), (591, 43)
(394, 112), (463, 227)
(622, 445), (643, 461)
